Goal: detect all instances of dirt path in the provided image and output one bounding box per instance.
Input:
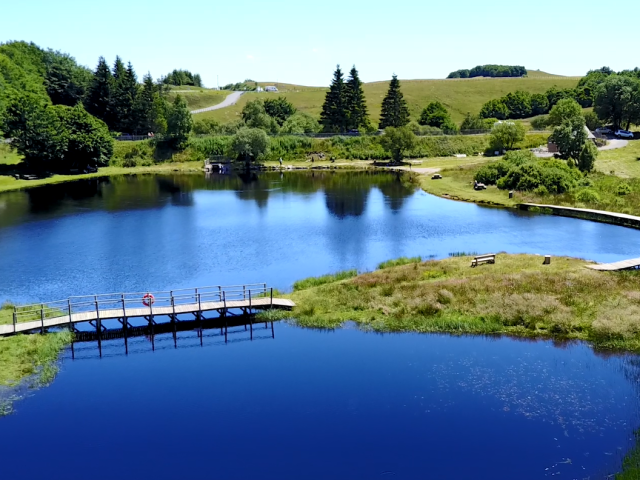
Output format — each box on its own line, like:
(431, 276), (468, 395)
(191, 91), (245, 114)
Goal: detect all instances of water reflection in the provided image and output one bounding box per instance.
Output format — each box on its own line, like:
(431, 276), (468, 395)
(0, 171), (414, 229)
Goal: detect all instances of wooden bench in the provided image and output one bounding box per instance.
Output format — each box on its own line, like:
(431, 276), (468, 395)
(471, 254), (495, 267)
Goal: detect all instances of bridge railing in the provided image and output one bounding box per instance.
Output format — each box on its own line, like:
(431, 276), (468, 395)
(12, 283), (271, 328)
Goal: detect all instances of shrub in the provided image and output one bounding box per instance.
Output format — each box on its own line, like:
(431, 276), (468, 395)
(496, 159), (580, 193)
(503, 149), (537, 166)
(583, 111), (600, 131)
(575, 189), (601, 203)
(533, 185), (549, 196)
(474, 161), (510, 185)
(530, 115), (549, 130)
(617, 183), (632, 195)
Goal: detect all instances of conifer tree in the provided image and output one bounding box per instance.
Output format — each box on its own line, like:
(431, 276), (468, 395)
(134, 73), (166, 134)
(110, 57), (139, 132)
(345, 66), (370, 131)
(85, 57), (113, 128)
(379, 74), (410, 129)
(320, 65), (348, 133)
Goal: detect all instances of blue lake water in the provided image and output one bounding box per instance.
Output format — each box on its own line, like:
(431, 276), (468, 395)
(0, 171), (639, 479)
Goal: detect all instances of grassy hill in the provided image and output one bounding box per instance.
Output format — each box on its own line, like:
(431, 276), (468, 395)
(195, 74), (581, 124)
(166, 87), (231, 111)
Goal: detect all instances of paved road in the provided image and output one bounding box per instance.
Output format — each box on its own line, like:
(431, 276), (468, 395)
(534, 138), (630, 158)
(191, 91), (245, 114)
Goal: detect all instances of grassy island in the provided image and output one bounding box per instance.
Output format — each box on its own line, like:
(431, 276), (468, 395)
(286, 254), (640, 352)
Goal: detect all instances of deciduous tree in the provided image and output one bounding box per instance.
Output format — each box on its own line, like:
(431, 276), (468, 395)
(548, 98), (583, 126)
(380, 126), (415, 163)
(166, 95), (193, 149)
(489, 122), (526, 151)
(231, 127), (269, 164)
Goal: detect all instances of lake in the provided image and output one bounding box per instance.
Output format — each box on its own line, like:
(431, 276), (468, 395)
(0, 171), (639, 479)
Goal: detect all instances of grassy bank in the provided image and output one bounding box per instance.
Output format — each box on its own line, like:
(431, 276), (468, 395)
(286, 254), (640, 352)
(419, 141), (640, 215)
(166, 86), (231, 111)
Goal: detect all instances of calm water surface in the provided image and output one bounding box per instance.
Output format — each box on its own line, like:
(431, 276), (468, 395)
(0, 171), (639, 479)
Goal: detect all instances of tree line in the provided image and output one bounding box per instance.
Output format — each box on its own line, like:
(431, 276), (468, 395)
(319, 66), (411, 132)
(0, 41), (193, 170)
(161, 69), (203, 87)
(448, 65), (527, 79)
(477, 67), (640, 130)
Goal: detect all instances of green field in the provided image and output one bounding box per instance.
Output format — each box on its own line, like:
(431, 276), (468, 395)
(286, 254), (640, 351)
(195, 74), (581, 124)
(166, 87), (231, 111)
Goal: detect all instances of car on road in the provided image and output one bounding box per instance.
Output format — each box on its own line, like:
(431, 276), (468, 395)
(595, 127), (612, 135)
(615, 129), (634, 138)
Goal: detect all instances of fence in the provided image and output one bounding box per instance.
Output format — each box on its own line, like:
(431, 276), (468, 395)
(11, 284), (272, 330)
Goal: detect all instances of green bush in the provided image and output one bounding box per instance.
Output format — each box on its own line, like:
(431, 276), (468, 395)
(530, 115), (549, 130)
(496, 159), (580, 193)
(474, 161), (510, 185)
(575, 189), (601, 204)
(617, 183), (632, 195)
(533, 185), (549, 196)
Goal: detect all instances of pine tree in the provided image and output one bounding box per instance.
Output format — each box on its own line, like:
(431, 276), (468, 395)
(345, 66), (370, 131)
(379, 74), (410, 129)
(320, 65), (348, 133)
(167, 95), (193, 149)
(85, 57), (113, 128)
(110, 57), (139, 132)
(134, 73), (166, 134)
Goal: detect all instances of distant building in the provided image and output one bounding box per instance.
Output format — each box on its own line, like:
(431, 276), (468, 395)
(265, 86), (278, 92)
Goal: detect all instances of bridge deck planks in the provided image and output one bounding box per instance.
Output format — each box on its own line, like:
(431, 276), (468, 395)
(586, 258), (640, 271)
(0, 298), (295, 336)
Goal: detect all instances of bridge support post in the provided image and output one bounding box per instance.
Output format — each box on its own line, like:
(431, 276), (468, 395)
(13, 307), (16, 334)
(40, 305), (45, 334)
(68, 299), (72, 332)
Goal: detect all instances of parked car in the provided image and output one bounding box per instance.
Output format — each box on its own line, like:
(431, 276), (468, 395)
(615, 129), (634, 138)
(595, 127), (612, 134)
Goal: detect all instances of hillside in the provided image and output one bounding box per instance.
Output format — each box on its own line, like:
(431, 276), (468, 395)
(166, 86), (231, 111)
(195, 75), (582, 124)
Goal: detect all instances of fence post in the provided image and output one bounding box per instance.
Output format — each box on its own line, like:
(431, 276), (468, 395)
(68, 299), (72, 331)
(148, 292), (152, 316)
(40, 305), (45, 334)
(223, 291), (226, 310)
(243, 285), (246, 300)
(270, 287), (273, 309)
(249, 290), (252, 310)
(13, 306), (17, 333)
(121, 294), (126, 317)
(198, 292), (202, 314)
(218, 286), (222, 302)
(171, 291), (175, 318)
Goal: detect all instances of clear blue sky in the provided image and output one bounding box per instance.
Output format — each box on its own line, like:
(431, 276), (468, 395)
(4, 0), (639, 87)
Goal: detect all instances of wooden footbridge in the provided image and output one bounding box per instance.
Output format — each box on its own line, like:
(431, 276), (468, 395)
(586, 257), (640, 271)
(0, 284), (294, 337)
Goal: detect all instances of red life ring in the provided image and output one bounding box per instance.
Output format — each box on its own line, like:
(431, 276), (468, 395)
(142, 293), (155, 307)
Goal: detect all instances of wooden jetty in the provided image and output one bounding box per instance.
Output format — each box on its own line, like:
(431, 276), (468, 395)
(586, 258), (640, 271)
(0, 284), (294, 337)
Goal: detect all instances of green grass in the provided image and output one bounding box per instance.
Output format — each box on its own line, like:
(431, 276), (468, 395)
(197, 76), (581, 124)
(0, 331), (72, 388)
(618, 432), (640, 479)
(418, 143), (640, 216)
(377, 256), (422, 269)
(166, 87), (231, 111)
(293, 270), (358, 291)
(596, 140), (640, 178)
(286, 254), (640, 352)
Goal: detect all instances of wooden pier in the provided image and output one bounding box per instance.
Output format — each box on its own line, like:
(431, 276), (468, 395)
(1, 284), (294, 337)
(586, 258), (640, 271)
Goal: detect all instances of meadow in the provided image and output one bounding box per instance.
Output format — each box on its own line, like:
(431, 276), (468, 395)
(196, 74), (582, 124)
(286, 254), (640, 352)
